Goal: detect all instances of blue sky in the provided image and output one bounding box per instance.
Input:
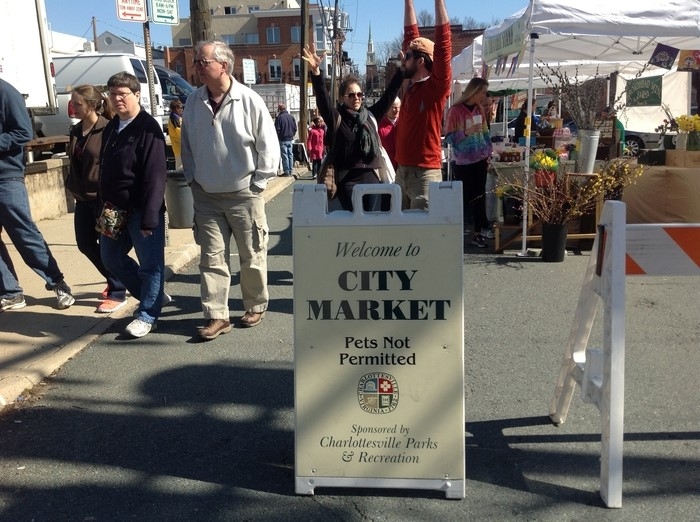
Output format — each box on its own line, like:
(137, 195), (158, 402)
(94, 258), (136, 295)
(45, 0), (528, 68)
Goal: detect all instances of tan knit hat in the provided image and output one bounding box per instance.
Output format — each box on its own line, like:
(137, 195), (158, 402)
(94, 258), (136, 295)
(408, 37), (434, 60)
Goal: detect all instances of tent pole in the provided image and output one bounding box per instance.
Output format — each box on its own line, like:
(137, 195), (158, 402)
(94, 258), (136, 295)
(519, 33), (538, 257)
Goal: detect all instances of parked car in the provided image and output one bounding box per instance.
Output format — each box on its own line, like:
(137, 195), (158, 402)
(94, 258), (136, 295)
(154, 64), (195, 106)
(624, 131), (664, 156)
(34, 53), (166, 140)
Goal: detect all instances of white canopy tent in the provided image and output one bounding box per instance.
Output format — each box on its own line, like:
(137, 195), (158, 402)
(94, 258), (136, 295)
(481, 0), (700, 258)
(483, 0), (700, 67)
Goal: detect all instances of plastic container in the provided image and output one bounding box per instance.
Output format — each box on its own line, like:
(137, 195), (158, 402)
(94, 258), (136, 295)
(165, 170), (194, 228)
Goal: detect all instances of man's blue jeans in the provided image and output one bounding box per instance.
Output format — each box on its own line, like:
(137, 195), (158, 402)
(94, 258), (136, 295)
(100, 208), (165, 324)
(280, 140), (294, 175)
(0, 178), (65, 298)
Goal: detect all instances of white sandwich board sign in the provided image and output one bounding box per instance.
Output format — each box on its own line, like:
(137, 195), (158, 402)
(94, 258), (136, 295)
(293, 183), (465, 498)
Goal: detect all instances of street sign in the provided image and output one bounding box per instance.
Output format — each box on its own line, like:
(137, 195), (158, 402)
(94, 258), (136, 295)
(150, 0), (179, 25)
(116, 0), (147, 22)
(242, 58), (256, 85)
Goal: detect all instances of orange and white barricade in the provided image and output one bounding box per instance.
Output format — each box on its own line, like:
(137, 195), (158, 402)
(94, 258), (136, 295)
(549, 200), (700, 508)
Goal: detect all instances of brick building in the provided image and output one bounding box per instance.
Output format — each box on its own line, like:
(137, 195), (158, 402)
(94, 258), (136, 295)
(164, 0), (349, 88)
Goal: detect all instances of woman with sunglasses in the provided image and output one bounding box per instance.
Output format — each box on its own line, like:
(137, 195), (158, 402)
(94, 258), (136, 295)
(302, 44), (404, 211)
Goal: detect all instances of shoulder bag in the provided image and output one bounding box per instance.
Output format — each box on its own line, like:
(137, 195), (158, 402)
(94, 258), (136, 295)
(317, 112), (342, 200)
(368, 113), (396, 183)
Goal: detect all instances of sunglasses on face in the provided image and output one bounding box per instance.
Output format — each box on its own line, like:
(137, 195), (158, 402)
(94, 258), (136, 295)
(193, 58), (217, 67)
(345, 92), (364, 99)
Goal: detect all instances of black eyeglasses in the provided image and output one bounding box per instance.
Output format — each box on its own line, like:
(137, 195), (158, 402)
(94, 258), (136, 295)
(345, 92), (364, 99)
(193, 58), (217, 67)
(404, 52), (414, 60)
(108, 91), (134, 100)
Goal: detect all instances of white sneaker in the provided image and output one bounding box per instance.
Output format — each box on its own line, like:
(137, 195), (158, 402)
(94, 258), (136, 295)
(125, 318), (155, 338)
(54, 281), (75, 310)
(482, 228), (496, 239)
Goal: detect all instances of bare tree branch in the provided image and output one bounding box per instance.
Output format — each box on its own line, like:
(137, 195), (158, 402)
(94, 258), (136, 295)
(417, 10), (434, 27)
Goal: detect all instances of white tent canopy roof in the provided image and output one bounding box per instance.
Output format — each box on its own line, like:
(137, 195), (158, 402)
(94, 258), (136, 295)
(452, 36), (482, 81)
(483, 0), (700, 69)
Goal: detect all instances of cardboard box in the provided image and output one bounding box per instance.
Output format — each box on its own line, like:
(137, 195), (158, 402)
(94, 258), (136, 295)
(684, 151), (700, 168)
(666, 150), (700, 168)
(665, 149), (686, 167)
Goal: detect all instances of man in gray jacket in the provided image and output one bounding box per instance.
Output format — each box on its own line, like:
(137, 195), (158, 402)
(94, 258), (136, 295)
(181, 40), (280, 341)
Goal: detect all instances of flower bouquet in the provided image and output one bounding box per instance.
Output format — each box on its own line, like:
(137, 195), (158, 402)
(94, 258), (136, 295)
(529, 148), (559, 187)
(675, 114), (700, 151)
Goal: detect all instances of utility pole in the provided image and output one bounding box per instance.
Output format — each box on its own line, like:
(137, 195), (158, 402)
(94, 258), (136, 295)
(330, 0), (340, 103)
(299, 0), (309, 144)
(92, 17), (98, 51)
(190, 0), (214, 46)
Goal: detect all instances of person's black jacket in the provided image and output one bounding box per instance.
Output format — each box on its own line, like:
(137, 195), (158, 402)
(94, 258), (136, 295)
(99, 110), (167, 231)
(513, 108), (527, 142)
(311, 69), (404, 171)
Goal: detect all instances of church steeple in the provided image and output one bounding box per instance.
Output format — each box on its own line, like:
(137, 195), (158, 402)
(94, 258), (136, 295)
(366, 22), (375, 66)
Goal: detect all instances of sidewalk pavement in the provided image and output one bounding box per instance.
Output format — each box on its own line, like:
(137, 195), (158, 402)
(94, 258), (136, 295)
(0, 174), (297, 407)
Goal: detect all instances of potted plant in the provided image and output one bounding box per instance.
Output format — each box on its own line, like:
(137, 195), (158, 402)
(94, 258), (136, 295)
(529, 149), (559, 187)
(536, 64), (632, 172)
(495, 158), (645, 261)
(495, 184), (522, 225)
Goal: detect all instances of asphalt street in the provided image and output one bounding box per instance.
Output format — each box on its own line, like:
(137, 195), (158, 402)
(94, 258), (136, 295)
(0, 181), (698, 521)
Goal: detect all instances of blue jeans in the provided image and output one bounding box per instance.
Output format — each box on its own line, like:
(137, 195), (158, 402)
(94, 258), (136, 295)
(74, 200), (126, 301)
(0, 226), (17, 281)
(280, 140), (294, 174)
(100, 208), (165, 324)
(0, 178), (65, 298)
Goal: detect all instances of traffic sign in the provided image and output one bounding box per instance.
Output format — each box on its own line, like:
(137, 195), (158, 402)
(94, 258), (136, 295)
(242, 58), (256, 85)
(116, 0), (147, 22)
(151, 0), (179, 25)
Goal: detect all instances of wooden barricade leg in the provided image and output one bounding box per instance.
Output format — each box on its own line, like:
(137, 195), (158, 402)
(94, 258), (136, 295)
(549, 201), (627, 508)
(598, 202), (627, 508)
(549, 233), (602, 425)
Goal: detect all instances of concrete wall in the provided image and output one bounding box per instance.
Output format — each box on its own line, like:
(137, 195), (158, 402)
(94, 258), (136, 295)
(25, 158), (72, 222)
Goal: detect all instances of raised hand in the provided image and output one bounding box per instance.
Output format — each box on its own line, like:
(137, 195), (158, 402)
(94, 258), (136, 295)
(302, 44), (326, 76)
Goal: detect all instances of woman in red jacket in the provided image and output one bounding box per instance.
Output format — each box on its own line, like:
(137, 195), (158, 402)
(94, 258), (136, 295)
(306, 116), (326, 181)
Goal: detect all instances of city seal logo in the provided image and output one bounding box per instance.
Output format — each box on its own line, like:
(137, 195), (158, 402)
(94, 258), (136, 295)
(357, 372), (399, 414)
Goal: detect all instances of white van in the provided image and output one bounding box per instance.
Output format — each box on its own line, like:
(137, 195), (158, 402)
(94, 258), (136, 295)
(34, 53), (166, 138)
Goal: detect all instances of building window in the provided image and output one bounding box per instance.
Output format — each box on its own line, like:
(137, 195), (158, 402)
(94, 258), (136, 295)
(266, 26), (280, 44)
(269, 59), (282, 81)
(178, 38), (192, 46)
(244, 33), (259, 44)
(248, 5), (259, 13)
(315, 25), (326, 46)
(292, 58), (301, 79)
(224, 6), (236, 14)
(221, 34), (235, 45)
(291, 26), (301, 44)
